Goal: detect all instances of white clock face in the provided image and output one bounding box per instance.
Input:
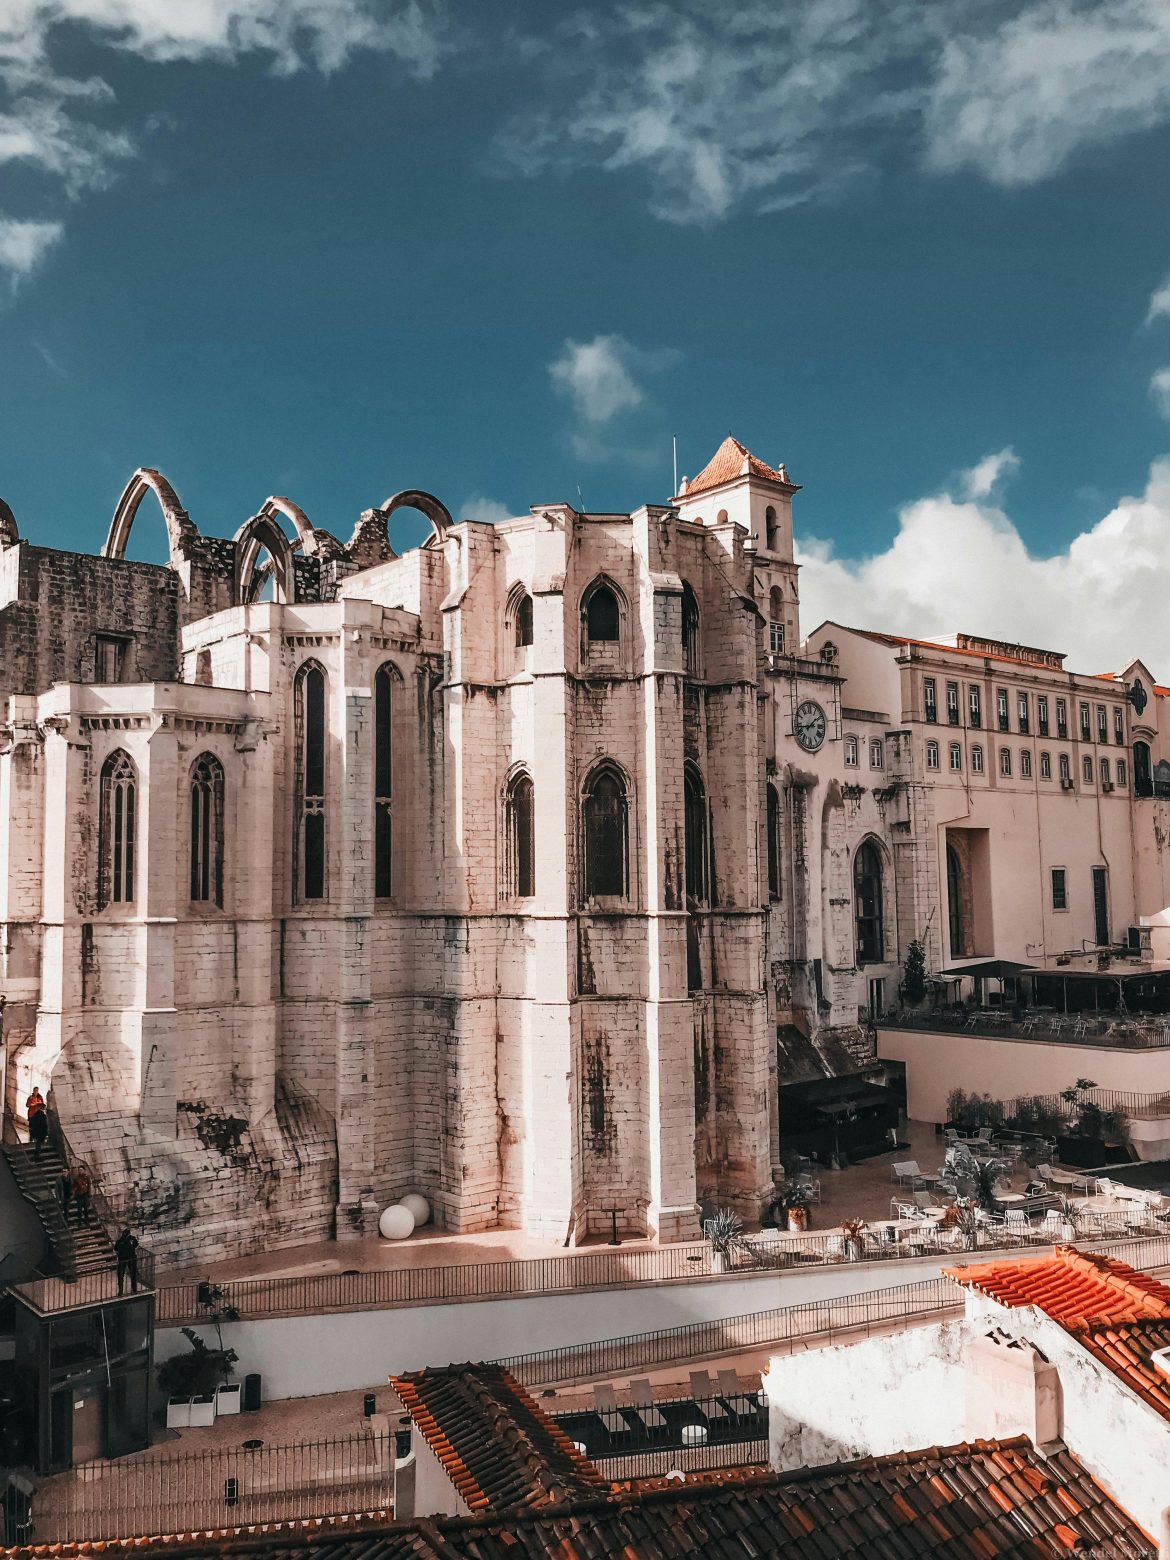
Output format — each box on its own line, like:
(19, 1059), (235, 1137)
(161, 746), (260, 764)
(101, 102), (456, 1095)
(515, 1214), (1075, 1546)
(794, 700), (827, 752)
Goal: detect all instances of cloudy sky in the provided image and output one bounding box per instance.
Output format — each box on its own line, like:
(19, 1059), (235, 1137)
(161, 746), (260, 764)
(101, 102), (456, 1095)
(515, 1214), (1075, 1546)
(3, 1), (1170, 672)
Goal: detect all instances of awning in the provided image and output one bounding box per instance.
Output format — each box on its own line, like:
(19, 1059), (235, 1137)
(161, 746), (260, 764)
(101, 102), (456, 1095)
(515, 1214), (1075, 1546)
(939, 959), (1037, 979)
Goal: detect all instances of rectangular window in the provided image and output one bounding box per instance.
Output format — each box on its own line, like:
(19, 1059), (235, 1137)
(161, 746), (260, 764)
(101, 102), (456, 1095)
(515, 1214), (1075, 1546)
(1082, 754), (1093, 782)
(1092, 865), (1109, 946)
(970, 744), (984, 773)
(1117, 758), (1127, 785)
(968, 686), (982, 726)
(1059, 752), (1071, 782)
(999, 747), (1012, 777)
(95, 635), (128, 682)
(926, 739), (939, 771)
(769, 620), (785, 655)
(1114, 706), (1125, 744)
(1097, 704), (1108, 743)
(1037, 695), (1049, 736)
(950, 742), (963, 771)
(1021, 750), (1032, 778)
(1100, 756), (1111, 787)
(923, 677), (937, 723)
(1051, 868), (1067, 911)
(996, 688), (1009, 731)
(946, 681), (960, 725)
(1056, 699), (1068, 739)
(870, 739), (884, 769)
(1017, 692), (1029, 733)
(1080, 702), (1091, 742)
(844, 735), (858, 767)
(1039, 751), (1051, 779)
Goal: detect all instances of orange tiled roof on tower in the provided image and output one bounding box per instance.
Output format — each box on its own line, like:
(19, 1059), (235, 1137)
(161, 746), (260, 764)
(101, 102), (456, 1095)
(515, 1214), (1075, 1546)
(948, 1246), (1170, 1420)
(680, 435), (795, 497)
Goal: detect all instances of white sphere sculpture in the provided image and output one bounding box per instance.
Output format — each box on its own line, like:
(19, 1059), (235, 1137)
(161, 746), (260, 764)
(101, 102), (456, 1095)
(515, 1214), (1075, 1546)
(400, 1193), (431, 1227)
(378, 1203), (416, 1240)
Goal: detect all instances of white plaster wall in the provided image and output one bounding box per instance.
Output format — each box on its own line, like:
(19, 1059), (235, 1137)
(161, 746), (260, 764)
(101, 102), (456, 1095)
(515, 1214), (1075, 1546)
(879, 1025), (1170, 1122)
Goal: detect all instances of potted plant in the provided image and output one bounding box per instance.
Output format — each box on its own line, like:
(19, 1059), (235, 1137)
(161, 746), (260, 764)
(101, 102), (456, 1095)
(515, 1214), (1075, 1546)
(1057, 1079), (1129, 1169)
(158, 1328), (239, 1429)
(841, 1217), (868, 1261)
(940, 1199), (980, 1251)
(783, 1183), (811, 1233)
(703, 1209), (747, 1274)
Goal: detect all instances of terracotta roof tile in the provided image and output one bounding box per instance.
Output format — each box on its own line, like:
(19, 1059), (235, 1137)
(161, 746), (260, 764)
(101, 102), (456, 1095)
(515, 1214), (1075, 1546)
(680, 436), (794, 498)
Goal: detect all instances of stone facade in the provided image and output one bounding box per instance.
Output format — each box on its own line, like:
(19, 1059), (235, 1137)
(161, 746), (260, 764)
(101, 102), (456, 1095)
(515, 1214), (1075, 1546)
(5, 444), (1170, 1264)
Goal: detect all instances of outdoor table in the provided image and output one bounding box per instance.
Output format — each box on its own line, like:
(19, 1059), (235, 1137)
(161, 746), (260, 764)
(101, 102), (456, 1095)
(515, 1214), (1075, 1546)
(997, 1193), (1027, 1206)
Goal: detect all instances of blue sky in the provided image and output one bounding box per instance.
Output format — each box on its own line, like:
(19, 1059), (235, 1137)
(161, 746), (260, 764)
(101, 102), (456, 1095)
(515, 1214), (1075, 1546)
(4, 2), (1170, 667)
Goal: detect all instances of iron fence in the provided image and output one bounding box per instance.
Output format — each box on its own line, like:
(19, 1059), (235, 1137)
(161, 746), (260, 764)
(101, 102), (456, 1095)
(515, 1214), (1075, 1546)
(594, 1439), (769, 1481)
(9, 1249), (156, 1316)
(25, 1430), (394, 1544)
(496, 1274), (966, 1387)
(156, 1242), (716, 1325)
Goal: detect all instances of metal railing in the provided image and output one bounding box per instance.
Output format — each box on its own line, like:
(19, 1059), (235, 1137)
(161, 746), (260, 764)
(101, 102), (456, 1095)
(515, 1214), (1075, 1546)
(156, 1242), (716, 1326)
(884, 1014), (1170, 1051)
(9, 1249), (156, 1315)
(496, 1274), (965, 1387)
(25, 1431), (393, 1544)
(595, 1439), (769, 1481)
(554, 1389), (766, 1458)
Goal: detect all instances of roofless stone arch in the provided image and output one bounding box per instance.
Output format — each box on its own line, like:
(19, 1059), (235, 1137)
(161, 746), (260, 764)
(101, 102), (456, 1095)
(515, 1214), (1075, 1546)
(233, 512), (297, 605)
(103, 468), (199, 562)
(0, 498), (18, 548)
(345, 488), (454, 566)
(255, 496), (344, 561)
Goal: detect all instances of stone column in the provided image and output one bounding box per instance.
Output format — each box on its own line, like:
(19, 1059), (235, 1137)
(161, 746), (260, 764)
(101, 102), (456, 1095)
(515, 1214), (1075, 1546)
(132, 716), (180, 1136)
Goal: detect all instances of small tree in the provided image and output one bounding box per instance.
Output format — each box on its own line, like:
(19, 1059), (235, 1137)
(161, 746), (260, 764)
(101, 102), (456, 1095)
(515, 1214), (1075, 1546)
(902, 939), (927, 1006)
(157, 1328), (238, 1401)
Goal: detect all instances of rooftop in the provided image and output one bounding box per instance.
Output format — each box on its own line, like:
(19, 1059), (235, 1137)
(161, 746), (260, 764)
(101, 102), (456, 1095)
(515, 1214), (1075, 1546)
(678, 435), (795, 499)
(4, 1437), (1151, 1558)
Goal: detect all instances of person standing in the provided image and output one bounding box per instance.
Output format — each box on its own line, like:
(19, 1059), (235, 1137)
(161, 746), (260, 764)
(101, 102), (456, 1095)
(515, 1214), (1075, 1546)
(114, 1228), (139, 1295)
(71, 1166), (91, 1226)
(59, 1167), (73, 1217)
(26, 1088), (47, 1161)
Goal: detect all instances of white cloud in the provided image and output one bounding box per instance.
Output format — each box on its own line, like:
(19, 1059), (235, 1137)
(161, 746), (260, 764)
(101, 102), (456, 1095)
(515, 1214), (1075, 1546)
(797, 453), (1170, 676)
(500, 1), (1170, 224)
(1149, 272), (1170, 324)
(960, 447), (1020, 499)
(0, 216), (61, 281)
(459, 493), (514, 525)
(549, 333), (679, 461)
(0, 1), (444, 285)
(1151, 368), (1170, 418)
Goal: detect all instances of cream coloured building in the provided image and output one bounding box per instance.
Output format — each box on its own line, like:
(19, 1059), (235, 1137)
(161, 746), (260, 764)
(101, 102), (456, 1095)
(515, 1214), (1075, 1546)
(3, 440), (1170, 1264)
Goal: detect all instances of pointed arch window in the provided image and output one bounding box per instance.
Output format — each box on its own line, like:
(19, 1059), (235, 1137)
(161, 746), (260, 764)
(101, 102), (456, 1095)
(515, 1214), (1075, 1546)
(294, 661), (327, 901)
(681, 583), (701, 676)
(684, 764), (709, 904)
(766, 783), (781, 899)
(583, 763), (628, 898)
(190, 753), (225, 906)
(506, 771), (535, 898)
(514, 592), (533, 648)
(854, 839), (885, 964)
(584, 582), (620, 643)
(98, 750), (137, 907)
(374, 663), (396, 899)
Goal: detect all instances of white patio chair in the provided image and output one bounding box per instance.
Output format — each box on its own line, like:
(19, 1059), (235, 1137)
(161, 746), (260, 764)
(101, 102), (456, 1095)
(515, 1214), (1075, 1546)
(892, 1160), (921, 1185)
(913, 1190), (942, 1213)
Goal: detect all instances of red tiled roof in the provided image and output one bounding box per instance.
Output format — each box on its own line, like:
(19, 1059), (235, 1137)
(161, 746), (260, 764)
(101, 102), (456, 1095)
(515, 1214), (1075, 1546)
(681, 435), (794, 497)
(6, 1438), (1151, 1559)
(838, 624), (1065, 672)
(390, 1363), (604, 1513)
(948, 1246), (1170, 1420)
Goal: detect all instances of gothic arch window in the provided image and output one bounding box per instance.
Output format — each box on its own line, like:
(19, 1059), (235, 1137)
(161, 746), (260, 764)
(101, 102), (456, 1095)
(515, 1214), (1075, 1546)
(294, 660), (327, 901)
(374, 663), (398, 899)
(98, 749), (137, 908)
(514, 591), (534, 648)
(854, 838), (885, 965)
(765, 505), (778, 549)
(684, 763), (709, 905)
(582, 762), (628, 899)
(947, 844), (963, 958)
(1134, 739), (1153, 797)
(766, 782), (782, 899)
(582, 579), (621, 644)
(681, 582), (701, 676)
(505, 770), (535, 898)
(190, 753), (225, 906)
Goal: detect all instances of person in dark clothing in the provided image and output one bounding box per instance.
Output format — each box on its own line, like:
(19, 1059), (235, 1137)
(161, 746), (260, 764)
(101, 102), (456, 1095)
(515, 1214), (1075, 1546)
(59, 1169), (72, 1216)
(71, 1167), (91, 1226)
(28, 1103), (48, 1160)
(114, 1228), (139, 1295)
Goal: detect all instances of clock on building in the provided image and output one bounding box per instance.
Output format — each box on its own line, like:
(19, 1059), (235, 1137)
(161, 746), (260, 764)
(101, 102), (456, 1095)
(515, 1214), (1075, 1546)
(794, 699), (827, 752)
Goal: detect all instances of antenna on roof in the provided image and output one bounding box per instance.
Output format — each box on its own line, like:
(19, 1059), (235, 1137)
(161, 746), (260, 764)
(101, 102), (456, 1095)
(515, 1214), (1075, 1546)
(576, 483), (584, 514)
(672, 435), (678, 497)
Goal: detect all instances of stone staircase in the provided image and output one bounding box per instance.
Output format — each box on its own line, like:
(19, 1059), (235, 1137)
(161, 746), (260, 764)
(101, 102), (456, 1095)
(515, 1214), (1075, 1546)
(1, 1140), (117, 1278)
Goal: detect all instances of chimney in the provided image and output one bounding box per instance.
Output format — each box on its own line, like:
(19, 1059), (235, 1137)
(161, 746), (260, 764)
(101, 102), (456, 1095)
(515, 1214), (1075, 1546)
(966, 1331), (1062, 1452)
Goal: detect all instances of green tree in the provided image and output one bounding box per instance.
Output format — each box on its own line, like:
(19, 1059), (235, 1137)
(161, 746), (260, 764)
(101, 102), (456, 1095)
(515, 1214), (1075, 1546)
(902, 938), (927, 1005)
